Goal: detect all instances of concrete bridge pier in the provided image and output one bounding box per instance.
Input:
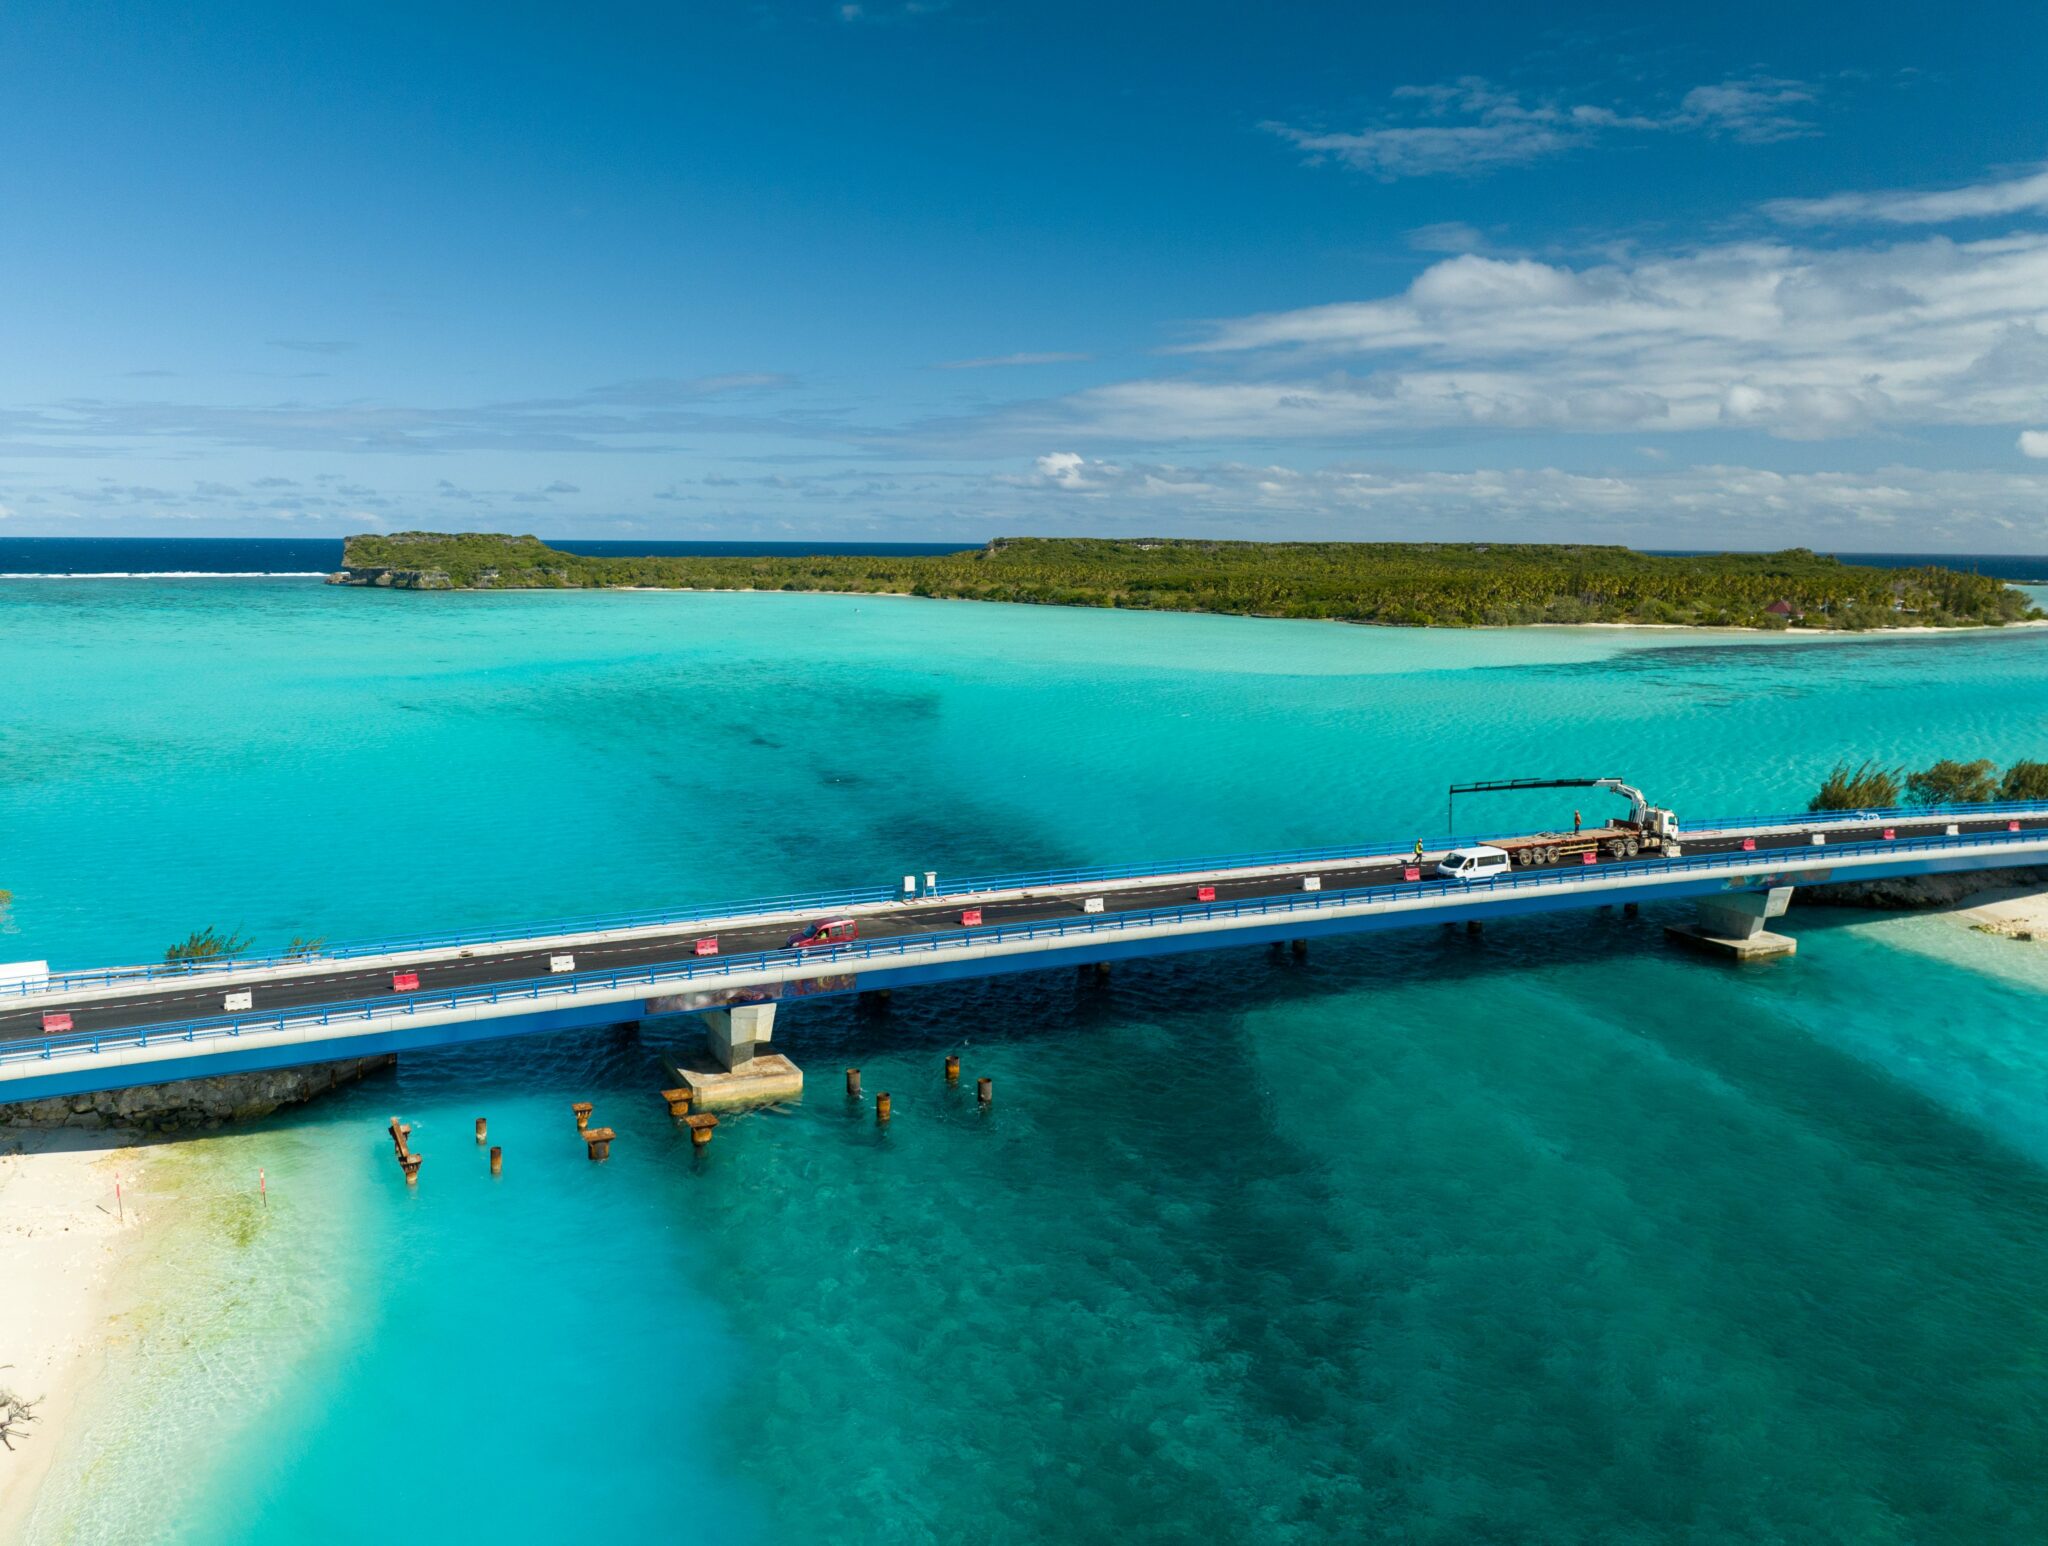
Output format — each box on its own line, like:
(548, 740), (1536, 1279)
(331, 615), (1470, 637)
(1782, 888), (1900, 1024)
(659, 1002), (804, 1112)
(1667, 886), (1797, 961)
(703, 1003), (778, 1068)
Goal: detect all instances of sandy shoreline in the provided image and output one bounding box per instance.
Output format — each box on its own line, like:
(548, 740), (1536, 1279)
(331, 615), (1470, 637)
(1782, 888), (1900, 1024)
(0, 1128), (157, 1538)
(544, 584), (2048, 636)
(1956, 885), (2048, 941)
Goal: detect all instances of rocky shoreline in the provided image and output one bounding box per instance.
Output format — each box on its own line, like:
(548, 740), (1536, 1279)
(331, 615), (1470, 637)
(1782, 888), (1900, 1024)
(1803, 866), (2048, 911)
(0, 1054), (393, 1133)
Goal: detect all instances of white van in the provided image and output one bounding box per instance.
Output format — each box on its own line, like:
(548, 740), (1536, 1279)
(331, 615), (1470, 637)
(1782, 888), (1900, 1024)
(1436, 845), (1512, 882)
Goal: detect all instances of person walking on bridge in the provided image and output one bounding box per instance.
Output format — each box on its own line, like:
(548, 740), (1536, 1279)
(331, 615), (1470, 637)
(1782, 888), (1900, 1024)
(1413, 839), (1425, 865)
(1573, 809), (1582, 834)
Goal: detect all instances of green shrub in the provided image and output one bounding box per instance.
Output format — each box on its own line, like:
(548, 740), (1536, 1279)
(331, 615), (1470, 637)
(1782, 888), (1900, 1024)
(1906, 758), (1998, 806)
(166, 926), (252, 962)
(1809, 761), (1902, 811)
(1999, 761), (2048, 801)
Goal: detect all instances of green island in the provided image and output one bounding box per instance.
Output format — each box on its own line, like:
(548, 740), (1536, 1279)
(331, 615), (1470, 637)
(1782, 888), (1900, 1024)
(334, 531), (2040, 630)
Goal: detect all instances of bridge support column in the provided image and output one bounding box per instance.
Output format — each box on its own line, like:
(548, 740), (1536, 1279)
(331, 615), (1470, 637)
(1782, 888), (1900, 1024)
(1667, 886), (1797, 961)
(702, 1003), (777, 1069)
(660, 1002), (803, 1112)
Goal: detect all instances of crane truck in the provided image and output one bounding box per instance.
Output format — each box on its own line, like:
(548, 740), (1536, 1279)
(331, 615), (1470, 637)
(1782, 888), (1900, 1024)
(1445, 777), (1682, 868)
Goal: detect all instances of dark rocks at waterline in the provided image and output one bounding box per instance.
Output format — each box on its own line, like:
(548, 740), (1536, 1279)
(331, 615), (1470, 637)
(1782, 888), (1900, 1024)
(0, 1054), (395, 1133)
(1804, 866), (2048, 910)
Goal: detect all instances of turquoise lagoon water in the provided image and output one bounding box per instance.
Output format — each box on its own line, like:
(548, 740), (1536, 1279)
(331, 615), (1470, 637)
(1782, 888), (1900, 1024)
(7, 581), (2048, 1542)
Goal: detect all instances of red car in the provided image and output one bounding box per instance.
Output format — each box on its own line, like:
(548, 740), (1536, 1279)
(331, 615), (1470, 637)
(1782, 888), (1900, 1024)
(788, 917), (857, 949)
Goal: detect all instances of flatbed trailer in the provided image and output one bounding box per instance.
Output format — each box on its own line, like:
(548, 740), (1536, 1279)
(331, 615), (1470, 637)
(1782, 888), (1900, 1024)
(1495, 823), (1663, 867)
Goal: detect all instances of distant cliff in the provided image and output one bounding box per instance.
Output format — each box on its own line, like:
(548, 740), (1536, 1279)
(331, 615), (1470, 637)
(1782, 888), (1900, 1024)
(331, 531), (2042, 630)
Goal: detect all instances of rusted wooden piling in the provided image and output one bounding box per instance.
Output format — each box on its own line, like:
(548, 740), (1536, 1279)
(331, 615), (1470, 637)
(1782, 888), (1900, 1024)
(489, 1145), (503, 1176)
(474, 1117), (488, 1144)
(977, 1076), (992, 1106)
(661, 1086), (694, 1117)
(876, 1092), (892, 1124)
(846, 1067), (862, 1098)
(388, 1116), (423, 1183)
(685, 1113), (718, 1148)
(944, 1054), (960, 1085)
(572, 1101), (594, 1131)
(584, 1126), (616, 1161)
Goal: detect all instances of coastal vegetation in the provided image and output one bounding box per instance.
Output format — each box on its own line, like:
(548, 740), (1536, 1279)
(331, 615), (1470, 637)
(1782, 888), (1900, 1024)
(335, 532), (2039, 631)
(1810, 758), (2048, 811)
(165, 926), (251, 963)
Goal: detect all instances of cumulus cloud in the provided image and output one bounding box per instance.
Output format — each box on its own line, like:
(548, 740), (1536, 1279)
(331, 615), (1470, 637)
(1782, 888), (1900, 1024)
(1031, 234), (2048, 441)
(1766, 166), (2048, 226)
(1265, 74), (1816, 180)
(2021, 430), (2048, 458)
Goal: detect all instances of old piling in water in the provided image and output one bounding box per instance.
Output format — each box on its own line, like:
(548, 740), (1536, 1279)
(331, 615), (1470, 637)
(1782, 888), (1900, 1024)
(944, 1054), (960, 1085)
(876, 1092), (892, 1124)
(685, 1113), (718, 1148)
(584, 1126), (616, 1161)
(474, 1117), (487, 1144)
(977, 1076), (992, 1106)
(400, 1153), (422, 1185)
(661, 1087), (694, 1117)
(846, 1067), (862, 1098)
(489, 1145), (503, 1176)
(572, 1102), (594, 1131)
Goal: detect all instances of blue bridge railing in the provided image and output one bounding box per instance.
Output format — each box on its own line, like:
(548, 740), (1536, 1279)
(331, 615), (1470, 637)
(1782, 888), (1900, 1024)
(14, 797), (2048, 1001)
(9, 821), (2044, 1071)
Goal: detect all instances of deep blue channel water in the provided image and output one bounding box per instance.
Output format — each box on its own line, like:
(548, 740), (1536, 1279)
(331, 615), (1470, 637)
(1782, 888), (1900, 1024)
(7, 576), (2048, 1543)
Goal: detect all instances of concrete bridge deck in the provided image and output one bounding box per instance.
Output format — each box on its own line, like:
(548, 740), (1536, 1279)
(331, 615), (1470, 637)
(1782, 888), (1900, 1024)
(4, 801), (2045, 1101)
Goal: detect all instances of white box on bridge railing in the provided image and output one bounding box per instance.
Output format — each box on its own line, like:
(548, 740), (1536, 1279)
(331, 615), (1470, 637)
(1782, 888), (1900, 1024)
(0, 961), (49, 992)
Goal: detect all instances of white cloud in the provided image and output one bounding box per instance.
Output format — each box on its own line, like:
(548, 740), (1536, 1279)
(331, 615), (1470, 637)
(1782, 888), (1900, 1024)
(1766, 166), (2048, 226)
(936, 351), (1092, 370)
(1033, 451), (1095, 489)
(1672, 77), (1815, 144)
(1265, 75), (1816, 180)
(994, 454), (2048, 547)
(1047, 235), (2048, 441)
(2021, 430), (2048, 458)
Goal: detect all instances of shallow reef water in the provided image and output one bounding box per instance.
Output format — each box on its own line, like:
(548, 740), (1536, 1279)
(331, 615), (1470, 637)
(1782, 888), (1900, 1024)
(8, 580), (2048, 1544)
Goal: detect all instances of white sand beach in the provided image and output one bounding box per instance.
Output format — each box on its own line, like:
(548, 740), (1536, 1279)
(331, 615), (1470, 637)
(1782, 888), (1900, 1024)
(1957, 885), (2048, 941)
(0, 1129), (156, 1538)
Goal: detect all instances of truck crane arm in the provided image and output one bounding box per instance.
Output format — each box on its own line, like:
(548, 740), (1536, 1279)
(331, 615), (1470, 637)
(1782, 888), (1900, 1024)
(1445, 776), (1665, 833)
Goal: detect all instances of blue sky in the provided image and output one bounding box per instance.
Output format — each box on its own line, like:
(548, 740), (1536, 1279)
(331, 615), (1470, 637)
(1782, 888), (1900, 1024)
(4, 0), (2048, 548)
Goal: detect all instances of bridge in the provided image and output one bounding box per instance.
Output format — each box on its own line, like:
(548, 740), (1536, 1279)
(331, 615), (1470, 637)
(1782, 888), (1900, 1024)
(4, 798), (2046, 1106)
